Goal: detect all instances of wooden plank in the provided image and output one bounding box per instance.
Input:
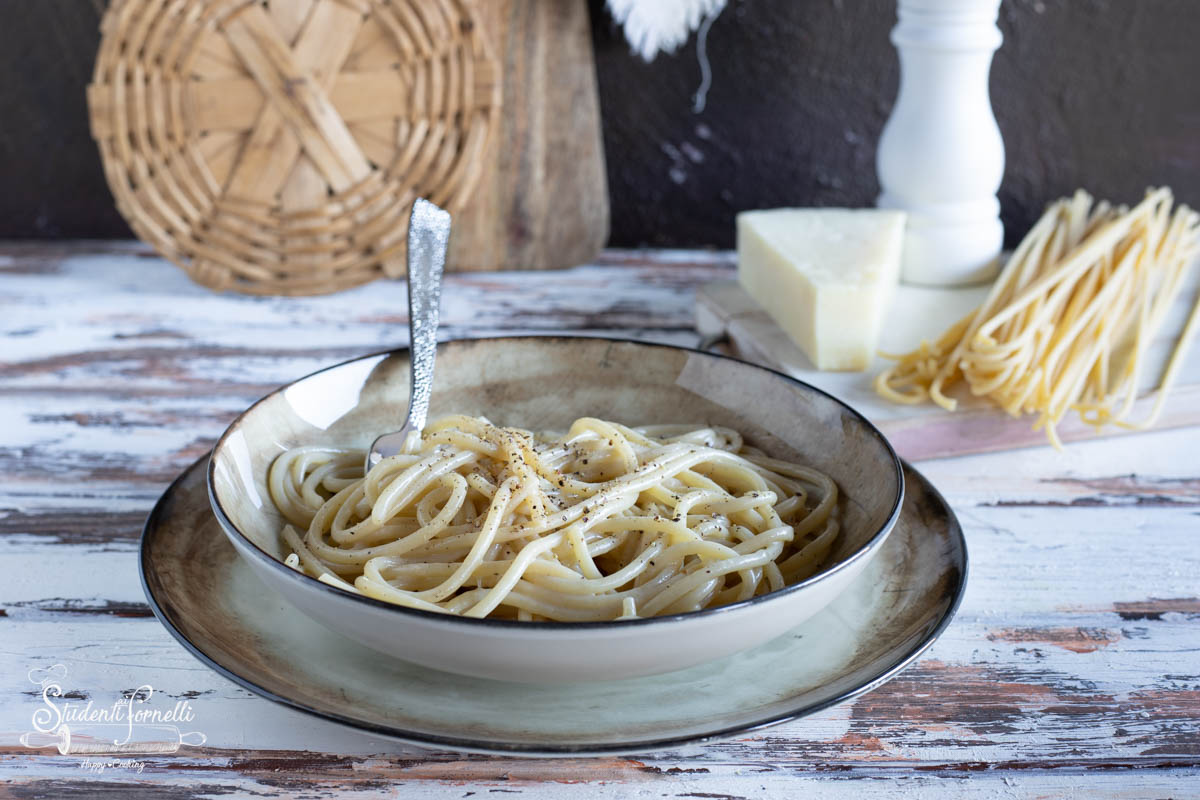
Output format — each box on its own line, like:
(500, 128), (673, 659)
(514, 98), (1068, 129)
(1, 771), (1197, 799)
(2, 592), (1199, 763)
(0, 243), (1198, 797)
(447, 0), (609, 270)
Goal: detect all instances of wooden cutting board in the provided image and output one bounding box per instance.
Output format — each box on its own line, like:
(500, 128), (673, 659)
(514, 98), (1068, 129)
(696, 277), (1200, 461)
(450, 0), (609, 271)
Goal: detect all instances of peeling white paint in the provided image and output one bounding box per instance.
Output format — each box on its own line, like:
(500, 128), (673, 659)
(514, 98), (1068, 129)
(1, 245), (1197, 795)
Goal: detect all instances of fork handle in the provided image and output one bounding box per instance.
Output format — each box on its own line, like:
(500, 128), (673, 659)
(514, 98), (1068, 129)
(404, 198), (452, 433)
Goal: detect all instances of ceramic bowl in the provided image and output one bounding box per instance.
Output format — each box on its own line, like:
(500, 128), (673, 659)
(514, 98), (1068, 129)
(208, 337), (904, 682)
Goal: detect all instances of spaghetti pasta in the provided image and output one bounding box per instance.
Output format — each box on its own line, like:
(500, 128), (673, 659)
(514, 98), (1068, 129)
(875, 188), (1200, 448)
(267, 415), (840, 621)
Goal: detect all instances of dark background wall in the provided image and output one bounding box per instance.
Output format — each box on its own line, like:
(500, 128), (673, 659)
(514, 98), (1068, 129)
(2, 0), (1198, 248)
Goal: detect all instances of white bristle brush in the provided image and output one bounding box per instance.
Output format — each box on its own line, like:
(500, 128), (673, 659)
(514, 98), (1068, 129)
(607, 0), (728, 61)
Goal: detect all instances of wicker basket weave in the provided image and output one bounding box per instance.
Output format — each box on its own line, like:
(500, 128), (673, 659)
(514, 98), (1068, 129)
(87, 0), (500, 295)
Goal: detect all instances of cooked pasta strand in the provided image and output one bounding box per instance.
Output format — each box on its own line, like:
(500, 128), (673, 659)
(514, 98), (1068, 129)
(267, 417), (840, 621)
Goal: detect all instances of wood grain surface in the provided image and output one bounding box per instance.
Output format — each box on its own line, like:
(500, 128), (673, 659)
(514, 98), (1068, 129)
(449, 0), (610, 271)
(0, 243), (1197, 798)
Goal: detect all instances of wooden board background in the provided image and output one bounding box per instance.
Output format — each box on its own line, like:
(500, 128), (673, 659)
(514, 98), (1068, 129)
(450, 0), (609, 270)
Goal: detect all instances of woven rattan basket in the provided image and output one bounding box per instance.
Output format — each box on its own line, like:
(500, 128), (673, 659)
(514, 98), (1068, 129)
(88, 0), (500, 295)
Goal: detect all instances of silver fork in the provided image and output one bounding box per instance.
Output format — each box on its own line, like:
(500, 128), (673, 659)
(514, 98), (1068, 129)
(365, 198), (452, 473)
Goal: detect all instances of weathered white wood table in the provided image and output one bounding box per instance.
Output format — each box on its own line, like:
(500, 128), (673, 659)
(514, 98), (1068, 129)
(1, 243), (1198, 797)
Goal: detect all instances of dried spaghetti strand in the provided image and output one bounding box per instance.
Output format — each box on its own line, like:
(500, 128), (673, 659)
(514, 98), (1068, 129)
(875, 187), (1200, 448)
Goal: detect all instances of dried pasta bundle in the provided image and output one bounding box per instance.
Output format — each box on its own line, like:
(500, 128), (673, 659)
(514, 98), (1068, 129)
(875, 188), (1200, 447)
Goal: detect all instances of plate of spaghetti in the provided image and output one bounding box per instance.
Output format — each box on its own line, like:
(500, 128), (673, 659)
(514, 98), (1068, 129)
(207, 337), (906, 682)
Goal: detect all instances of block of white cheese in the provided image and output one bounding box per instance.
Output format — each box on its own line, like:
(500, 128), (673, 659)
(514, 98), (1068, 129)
(737, 208), (905, 371)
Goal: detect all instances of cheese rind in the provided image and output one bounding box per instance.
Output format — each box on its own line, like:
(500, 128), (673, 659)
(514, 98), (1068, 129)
(736, 208), (905, 371)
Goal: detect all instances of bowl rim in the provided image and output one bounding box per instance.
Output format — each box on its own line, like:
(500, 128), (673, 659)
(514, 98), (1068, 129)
(207, 334), (906, 631)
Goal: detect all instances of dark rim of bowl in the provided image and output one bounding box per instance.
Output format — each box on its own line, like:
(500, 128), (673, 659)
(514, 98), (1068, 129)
(143, 457), (964, 755)
(205, 335), (906, 631)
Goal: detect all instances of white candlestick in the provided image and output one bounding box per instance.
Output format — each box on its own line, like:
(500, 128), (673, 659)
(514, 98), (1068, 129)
(876, 0), (1005, 286)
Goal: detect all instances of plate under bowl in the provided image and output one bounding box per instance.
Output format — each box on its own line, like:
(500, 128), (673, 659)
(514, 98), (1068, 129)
(144, 455), (965, 755)
(207, 337), (905, 681)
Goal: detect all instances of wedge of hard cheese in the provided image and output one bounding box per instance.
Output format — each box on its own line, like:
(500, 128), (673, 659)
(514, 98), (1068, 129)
(737, 208), (906, 371)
